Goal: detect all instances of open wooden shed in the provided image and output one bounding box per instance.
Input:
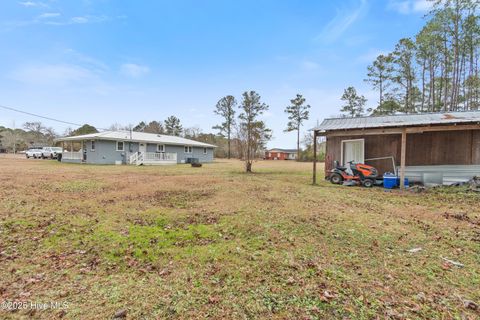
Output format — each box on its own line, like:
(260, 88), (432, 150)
(311, 111), (480, 187)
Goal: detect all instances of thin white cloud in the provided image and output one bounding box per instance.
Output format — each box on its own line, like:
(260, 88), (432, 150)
(10, 64), (96, 86)
(357, 48), (389, 63)
(48, 15), (110, 26)
(4, 14), (113, 29)
(316, 0), (368, 43)
(388, 0), (433, 15)
(19, 1), (48, 8)
(71, 16), (89, 24)
(8, 62), (115, 95)
(120, 63), (150, 78)
(37, 12), (61, 19)
(301, 60), (320, 71)
(63, 48), (109, 72)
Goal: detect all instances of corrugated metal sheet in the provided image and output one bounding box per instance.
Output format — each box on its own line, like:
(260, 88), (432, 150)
(398, 165), (480, 186)
(267, 148), (298, 153)
(314, 111), (480, 131)
(56, 131), (216, 148)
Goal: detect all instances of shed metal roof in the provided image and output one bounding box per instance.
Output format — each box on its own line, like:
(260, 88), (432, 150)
(267, 148), (298, 153)
(313, 111), (480, 131)
(56, 131), (216, 148)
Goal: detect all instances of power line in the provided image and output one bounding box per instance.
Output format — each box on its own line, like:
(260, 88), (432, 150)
(0, 104), (84, 127)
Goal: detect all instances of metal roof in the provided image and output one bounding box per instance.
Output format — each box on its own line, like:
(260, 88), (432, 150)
(267, 148), (298, 153)
(313, 111), (480, 131)
(56, 131), (216, 148)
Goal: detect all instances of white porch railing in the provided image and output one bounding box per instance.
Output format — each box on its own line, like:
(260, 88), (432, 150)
(144, 152), (177, 162)
(62, 152), (83, 160)
(129, 152), (177, 165)
(129, 152), (139, 165)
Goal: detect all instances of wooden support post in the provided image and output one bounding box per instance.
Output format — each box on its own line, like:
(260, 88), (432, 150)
(400, 128), (407, 189)
(313, 130), (318, 185)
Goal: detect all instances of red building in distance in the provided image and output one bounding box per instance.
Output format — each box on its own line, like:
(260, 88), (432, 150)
(264, 148), (298, 160)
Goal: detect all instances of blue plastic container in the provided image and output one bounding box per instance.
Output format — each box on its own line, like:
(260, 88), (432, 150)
(397, 177), (409, 188)
(383, 173), (397, 189)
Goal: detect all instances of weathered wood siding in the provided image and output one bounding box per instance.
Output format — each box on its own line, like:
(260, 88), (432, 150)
(325, 130), (480, 176)
(473, 131), (480, 163)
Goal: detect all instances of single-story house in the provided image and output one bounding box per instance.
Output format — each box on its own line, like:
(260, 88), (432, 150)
(265, 148), (298, 160)
(311, 111), (480, 187)
(56, 131), (216, 165)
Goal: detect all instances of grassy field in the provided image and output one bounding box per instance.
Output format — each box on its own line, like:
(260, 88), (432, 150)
(0, 157), (479, 319)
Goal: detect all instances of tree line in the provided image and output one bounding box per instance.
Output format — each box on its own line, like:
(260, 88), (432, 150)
(342, 0), (480, 117)
(212, 91), (312, 172)
(0, 122), (57, 152)
(1, 92), (315, 173)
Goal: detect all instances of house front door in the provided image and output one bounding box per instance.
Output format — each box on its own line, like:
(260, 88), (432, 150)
(139, 143), (147, 154)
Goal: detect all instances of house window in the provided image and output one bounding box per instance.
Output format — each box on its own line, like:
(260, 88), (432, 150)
(91, 140), (95, 152)
(203, 147), (207, 154)
(116, 141), (124, 151)
(184, 146), (192, 153)
(157, 144), (165, 152)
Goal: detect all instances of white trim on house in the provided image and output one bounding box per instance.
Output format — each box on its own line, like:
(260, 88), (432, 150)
(157, 144), (165, 152)
(55, 130), (216, 148)
(341, 139), (364, 165)
(116, 141), (125, 152)
(184, 146), (192, 153)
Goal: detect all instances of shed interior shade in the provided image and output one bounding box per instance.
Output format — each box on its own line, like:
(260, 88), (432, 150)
(313, 111), (480, 131)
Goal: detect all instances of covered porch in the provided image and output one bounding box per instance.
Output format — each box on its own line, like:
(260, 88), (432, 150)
(312, 120), (480, 188)
(57, 138), (177, 165)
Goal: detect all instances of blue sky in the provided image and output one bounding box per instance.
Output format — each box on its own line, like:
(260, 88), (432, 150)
(0, 0), (432, 148)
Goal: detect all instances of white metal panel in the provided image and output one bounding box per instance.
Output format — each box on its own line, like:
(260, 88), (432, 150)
(314, 111), (480, 131)
(399, 165), (480, 185)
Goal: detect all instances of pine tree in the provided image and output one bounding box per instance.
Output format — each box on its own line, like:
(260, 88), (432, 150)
(213, 95), (236, 159)
(365, 54), (394, 108)
(164, 116), (183, 136)
(284, 94), (310, 161)
(238, 91), (271, 172)
(340, 87), (367, 117)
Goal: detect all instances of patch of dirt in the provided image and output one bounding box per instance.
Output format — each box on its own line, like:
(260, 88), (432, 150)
(125, 189), (216, 208)
(183, 211), (220, 225)
(443, 211), (480, 226)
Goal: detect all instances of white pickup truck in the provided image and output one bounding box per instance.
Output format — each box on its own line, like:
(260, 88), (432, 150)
(41, 147), (63, 159)
(25, 148), (43, 159)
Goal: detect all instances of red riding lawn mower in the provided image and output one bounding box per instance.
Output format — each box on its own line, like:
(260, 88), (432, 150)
(328, 160), (379, 188)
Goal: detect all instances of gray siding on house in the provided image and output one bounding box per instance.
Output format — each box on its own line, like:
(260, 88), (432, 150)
(146, 143), (162, 152)
(66, 139), (214, 164)
(165, 145), (214, 163)
(85, 140), (127, 164)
